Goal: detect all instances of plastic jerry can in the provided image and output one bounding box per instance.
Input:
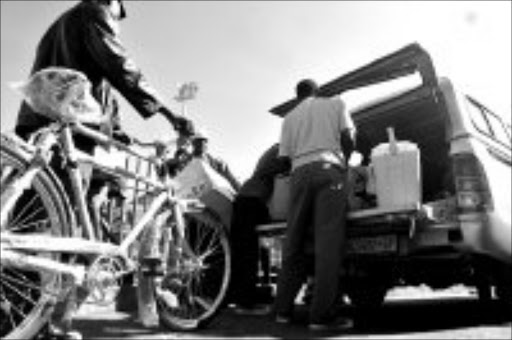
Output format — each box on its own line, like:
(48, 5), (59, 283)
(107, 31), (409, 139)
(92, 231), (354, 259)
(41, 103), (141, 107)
(370, 127), (421, 209)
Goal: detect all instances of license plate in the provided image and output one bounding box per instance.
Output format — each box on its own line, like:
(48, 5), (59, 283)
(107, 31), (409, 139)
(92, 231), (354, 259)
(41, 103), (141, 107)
(347, 235), (397, 254)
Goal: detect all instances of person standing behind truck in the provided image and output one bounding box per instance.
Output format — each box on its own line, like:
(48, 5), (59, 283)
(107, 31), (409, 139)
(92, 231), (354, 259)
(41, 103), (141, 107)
(273, 79), (356, 331)
(229, 143), (290, 314)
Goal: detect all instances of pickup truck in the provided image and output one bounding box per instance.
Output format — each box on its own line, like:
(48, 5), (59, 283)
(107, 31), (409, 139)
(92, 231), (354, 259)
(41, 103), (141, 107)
(257, 43), (511, 308)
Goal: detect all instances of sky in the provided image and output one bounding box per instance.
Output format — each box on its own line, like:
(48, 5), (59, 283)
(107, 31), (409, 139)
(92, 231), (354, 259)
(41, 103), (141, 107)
(1, 1), (511, 181)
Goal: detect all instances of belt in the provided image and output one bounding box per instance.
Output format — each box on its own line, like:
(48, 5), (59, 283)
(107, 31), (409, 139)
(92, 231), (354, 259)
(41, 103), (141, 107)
(292, 150), (345, 171)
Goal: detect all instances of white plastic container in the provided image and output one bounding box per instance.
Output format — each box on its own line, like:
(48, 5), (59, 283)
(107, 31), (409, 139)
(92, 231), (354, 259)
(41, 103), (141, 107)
(370, 127), (421, 209)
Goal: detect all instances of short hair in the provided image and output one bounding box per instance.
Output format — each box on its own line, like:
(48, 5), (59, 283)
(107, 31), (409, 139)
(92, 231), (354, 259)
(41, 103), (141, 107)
(295, 79), (318, 99)
(81, 0), (126, 19)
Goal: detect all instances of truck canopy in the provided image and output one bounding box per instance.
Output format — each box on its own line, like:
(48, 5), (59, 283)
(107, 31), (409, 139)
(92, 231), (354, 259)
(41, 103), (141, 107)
(269, 42), (440, 117)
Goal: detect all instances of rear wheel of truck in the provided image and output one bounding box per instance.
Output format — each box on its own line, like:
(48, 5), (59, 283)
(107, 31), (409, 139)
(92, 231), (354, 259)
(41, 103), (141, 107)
(495, 282), (512, 307)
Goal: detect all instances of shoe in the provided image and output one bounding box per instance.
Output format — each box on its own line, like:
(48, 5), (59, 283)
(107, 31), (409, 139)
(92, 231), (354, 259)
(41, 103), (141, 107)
(156, 289), (179, 308)
(275, 314), (292, 324)
(232, 303), (271, 316)
(309, 316), (354, 331)
(47, 327), (83, 340)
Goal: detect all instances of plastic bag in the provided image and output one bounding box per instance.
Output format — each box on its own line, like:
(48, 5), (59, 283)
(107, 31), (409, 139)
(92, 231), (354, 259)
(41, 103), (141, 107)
(12, 67), (103, 124)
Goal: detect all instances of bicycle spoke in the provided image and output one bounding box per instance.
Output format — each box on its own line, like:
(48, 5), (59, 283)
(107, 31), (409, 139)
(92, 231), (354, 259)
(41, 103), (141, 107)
(201, 256), (225, 271)
(8, 194), (40, 228)
(1, 272), (51, 299)
(1, 276), (39, 306)
(191, 278), (212, 312)
(9, 206), (47, 233)
(1, 295), (18, 331)
(198, 241), (223, 262)
(3, 296), (29, 323)
(199, 225), (219, 251)
(8, 217), (50, 233)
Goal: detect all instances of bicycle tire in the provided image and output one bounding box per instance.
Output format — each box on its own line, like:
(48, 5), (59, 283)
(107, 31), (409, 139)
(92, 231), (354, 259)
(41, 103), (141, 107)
(1, 135), (73, 340)
(155, 209), (231, 331)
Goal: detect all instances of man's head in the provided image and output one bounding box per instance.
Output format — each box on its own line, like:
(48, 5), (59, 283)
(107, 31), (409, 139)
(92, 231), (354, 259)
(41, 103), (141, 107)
(83, 0), (126, 20)
(295, 79), (318, 100)
(191, 129), (209, 157)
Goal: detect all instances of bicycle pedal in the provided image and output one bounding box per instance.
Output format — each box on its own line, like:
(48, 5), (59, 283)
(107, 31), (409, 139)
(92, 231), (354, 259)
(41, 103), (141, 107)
(140, 256), (162, 267)
(140, 258), (165, 277)
(141, 267), (165, 277)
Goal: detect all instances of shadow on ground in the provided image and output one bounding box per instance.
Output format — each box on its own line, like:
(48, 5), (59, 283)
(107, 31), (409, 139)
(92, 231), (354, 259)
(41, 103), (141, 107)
(75, 297), (511, 339)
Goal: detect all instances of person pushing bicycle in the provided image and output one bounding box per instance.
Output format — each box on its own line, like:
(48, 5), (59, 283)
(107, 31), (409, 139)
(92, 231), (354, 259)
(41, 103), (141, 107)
(13, 1), (195, 338)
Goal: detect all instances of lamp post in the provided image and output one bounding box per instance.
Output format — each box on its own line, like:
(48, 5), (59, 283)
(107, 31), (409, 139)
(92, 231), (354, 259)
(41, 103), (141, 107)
(174, 82), (199, 116)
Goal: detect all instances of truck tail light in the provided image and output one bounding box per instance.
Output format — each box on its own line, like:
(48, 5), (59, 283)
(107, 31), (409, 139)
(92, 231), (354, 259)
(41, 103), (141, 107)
(452, 153), (493, 213)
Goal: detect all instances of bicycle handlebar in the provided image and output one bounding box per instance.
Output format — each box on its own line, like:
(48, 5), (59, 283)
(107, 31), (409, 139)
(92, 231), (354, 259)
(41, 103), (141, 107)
(70, 122), (159, 162)
(70, 120), (193, 165)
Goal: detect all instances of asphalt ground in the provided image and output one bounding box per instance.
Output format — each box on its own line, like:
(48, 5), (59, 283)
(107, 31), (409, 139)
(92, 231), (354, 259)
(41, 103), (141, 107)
(74, 286), (512, 339)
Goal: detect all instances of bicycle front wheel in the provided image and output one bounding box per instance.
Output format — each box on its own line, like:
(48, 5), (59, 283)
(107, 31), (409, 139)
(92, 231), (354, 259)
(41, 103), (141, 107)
(1, 136), (72, 340)
(156, 210), (231, 331)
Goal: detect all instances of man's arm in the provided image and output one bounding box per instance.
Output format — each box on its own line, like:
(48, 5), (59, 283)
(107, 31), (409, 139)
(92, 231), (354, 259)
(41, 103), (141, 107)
(340, 128), (356, 163)
(336, 98), (356, 164)
(82, 6), (193, 136)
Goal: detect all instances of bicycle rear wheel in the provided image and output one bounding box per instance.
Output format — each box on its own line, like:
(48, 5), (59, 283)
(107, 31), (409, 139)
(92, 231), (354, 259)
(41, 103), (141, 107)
(1, 136), (72, 340)
(156, 210), (231, 330)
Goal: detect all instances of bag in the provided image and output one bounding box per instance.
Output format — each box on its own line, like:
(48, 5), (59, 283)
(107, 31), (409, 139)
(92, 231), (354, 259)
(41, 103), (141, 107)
(13, 67), (103, 124)
(173, 158), (236, 227)
(267, 175), (290, 221)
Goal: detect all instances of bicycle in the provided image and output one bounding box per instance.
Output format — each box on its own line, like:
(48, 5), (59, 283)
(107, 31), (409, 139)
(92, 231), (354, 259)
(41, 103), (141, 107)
(0, 118), (232, 339)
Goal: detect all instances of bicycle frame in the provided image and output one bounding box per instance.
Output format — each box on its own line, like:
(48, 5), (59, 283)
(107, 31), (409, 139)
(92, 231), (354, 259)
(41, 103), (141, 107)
(1, 121), (197, 285)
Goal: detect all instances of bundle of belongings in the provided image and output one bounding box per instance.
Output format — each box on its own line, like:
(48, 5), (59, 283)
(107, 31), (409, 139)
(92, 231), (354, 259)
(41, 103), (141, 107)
(173, 158), (236, 228)
(13, 67), (105, 126)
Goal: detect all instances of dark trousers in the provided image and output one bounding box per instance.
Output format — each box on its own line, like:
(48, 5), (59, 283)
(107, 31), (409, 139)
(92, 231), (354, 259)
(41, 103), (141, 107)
(229, 196), (270, 306)
(274, 162), (349, 324)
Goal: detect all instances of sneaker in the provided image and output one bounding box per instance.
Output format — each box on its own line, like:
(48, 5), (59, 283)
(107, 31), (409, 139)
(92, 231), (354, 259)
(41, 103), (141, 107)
(309, 316), (354, 331)
(155, 288), (179, 308)
(47, 327), (83, 340)
(232, 304), (271, 316)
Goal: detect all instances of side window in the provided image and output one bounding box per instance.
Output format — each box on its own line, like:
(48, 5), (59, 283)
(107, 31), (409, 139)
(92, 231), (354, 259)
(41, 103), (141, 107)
(465, 96), (511, 148)
(465, 97), (492, 136)
(487, 113), (511, 146)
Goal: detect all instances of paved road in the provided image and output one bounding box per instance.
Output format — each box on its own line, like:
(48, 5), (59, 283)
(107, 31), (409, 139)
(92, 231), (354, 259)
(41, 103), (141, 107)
(74, 287), (511, 339)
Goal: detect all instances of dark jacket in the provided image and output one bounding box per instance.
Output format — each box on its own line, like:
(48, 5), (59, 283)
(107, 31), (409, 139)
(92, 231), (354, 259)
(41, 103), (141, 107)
(238, 143), (290, 202)
(15, 1), (166, 142)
